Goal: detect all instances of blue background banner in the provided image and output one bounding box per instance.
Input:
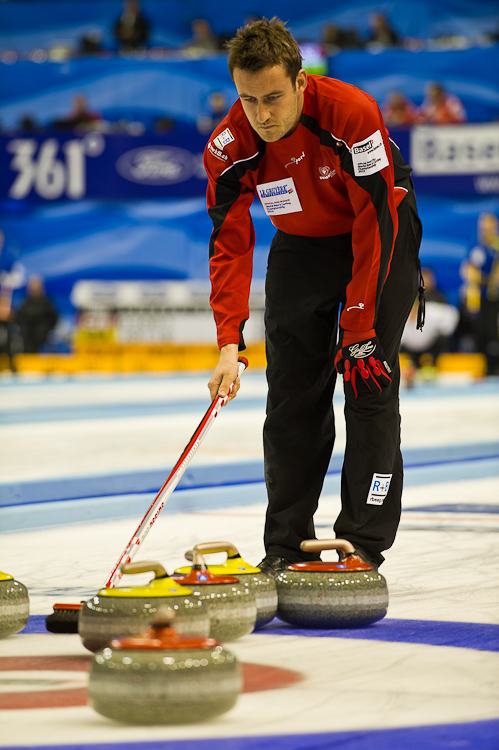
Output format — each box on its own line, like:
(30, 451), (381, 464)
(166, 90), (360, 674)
(0, 58), (238, 132)
(1, 0), (498, 51)
(329, 46), (499, 124)
(0, 48), (498, 130)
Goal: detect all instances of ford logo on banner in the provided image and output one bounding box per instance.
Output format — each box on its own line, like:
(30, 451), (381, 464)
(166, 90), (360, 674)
(115, 145), (197, 185)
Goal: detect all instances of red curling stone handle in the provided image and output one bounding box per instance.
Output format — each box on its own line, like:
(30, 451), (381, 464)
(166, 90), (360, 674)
(300, 539), (356, 555)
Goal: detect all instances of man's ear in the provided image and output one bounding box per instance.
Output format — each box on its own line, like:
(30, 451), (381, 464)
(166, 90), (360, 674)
(296, 68), (308, 95)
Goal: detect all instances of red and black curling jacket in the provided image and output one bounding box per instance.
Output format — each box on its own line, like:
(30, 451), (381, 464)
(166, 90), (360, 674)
(204, 74), (413, 349)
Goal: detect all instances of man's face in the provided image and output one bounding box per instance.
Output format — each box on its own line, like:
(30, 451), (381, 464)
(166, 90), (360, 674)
(233, 64), (307, 142)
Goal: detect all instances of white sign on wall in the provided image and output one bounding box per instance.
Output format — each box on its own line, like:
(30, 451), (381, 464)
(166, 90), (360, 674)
(410, 124), (499, 175)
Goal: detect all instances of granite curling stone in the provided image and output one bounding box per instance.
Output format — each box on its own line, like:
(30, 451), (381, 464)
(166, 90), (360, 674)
(0, 570), (29, 637)
(78, 561), (210, 653)
(177, 541), (277, 628)
(276, 539), (388, 628)
(88, 610), (241, 724)
(172, 549), (256, 641)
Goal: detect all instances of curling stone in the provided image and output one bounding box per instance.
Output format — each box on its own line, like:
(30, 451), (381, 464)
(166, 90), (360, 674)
(172, 549), (256, 641)
(78, 561), (210, 653)
(176, 541), (277, 628)
(276, 539), (388, 628)
(0, 571), (29, 637)
(88, 610), (241, 724)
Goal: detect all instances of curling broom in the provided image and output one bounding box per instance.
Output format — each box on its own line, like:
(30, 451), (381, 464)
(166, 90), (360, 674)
(45, 358), (248, 633)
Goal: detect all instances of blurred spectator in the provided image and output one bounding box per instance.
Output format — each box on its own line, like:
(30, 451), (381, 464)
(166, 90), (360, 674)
(16, 275), (58, 354)
(321, 22), (361, 53)
(366, 13), (399, 48)
(418, 82), (467, 124)
(401, 268), (459, 386)
(483, 24), (499, 44)
(197, 91), (229, 134)
(114, 0), (149, 52)
(18, 114), (40, 133)
(0, 230), (17, 373)
(153, 116), (175, 134)
(182, 18), (219, 57)
(460, 213), (499, 375)
(382, 90), (418, 127)
(79, 32), (103, 56)
(53, 94), (102, 131)
(0, 289), (17, 373)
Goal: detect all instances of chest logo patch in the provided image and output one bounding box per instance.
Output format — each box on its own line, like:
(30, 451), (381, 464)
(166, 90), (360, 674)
(318, 166), (336, 180)
(256, 177), (303, 217)
(285, 151), (305, 168)
(352, 129), (389, 177)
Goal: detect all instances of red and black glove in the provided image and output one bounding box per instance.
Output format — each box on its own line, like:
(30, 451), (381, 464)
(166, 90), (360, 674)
(334, 329), (392, 399)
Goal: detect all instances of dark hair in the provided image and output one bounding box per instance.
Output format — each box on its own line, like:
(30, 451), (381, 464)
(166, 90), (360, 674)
(227, 16), (302, 82)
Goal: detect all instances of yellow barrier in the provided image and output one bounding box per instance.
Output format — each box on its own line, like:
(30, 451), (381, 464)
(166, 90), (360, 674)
(0, 344), (268, 375)
(0, 348), (486, 376)
(436, 352), (487, 377)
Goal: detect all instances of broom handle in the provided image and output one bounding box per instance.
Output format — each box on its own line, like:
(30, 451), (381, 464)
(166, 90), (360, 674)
(104, 357), (248, 589)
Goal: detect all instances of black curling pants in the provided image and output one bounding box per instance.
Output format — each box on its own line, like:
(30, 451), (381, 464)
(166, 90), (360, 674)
(263, 195), (422, 567)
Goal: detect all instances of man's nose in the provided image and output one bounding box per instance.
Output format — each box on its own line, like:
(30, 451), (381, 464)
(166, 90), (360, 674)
(256, 103), (271, 123)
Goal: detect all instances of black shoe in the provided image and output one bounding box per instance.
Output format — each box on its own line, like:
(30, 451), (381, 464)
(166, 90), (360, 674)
(256, 555), (292, 578)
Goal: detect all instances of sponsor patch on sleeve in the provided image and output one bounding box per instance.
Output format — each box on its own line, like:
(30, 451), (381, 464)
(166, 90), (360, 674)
(213, 128), (235, 151)
(366, 473), (392, 505)
(351, 130), (389, 177)
(207, 141), (228, 163)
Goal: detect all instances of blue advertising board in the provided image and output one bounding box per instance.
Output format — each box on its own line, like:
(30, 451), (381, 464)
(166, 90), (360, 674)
(2, 125), (498, 202)
(0, 128), (209, 202)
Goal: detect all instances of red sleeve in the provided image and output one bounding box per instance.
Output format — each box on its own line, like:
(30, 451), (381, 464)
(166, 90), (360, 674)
(204, 126), (259, 350)
(334, 96), (399, 335)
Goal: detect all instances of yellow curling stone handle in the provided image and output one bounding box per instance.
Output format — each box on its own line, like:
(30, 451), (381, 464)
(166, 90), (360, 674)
(300, 539), (356, 555)
(181, 542), (261, 575)
(193, 541), (240, 557)
(99, 560), (192, 598)
(121, 560), (168, 578)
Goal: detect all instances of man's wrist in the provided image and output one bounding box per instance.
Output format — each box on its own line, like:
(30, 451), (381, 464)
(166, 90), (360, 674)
(342, 329), (376, 346)
(220, 342), (239, 355)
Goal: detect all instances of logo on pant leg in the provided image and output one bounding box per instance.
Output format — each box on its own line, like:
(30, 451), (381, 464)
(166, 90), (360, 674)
(366, 473), (392, 505)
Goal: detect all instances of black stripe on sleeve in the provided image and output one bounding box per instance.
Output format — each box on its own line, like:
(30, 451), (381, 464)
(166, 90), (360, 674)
(339, 146), (394, 320)
(389, 139), (414, 190)
(208, 142), (266, 259)
(301, 112), (394, 322)
(208, 180), (242, 259)
(238, 318), (248, 351)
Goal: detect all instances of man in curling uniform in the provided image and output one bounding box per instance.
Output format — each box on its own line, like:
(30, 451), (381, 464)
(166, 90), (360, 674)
(205, 17), (423, 575)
